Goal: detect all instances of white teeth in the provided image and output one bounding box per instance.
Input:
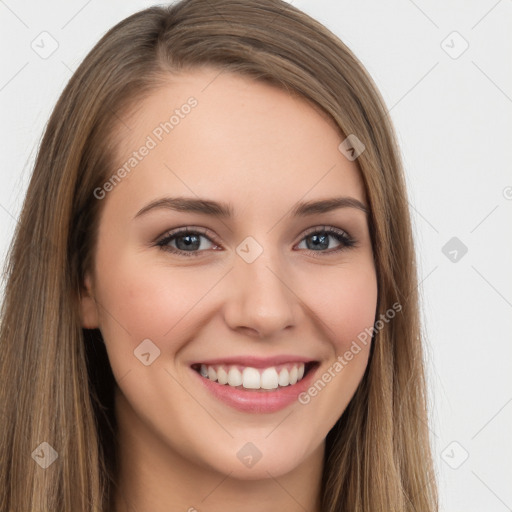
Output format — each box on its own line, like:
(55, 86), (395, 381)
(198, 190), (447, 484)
(207, 366), (217, 381)
(289, 366), (298, 385)
(197, 362), (307, 390)
(242, 367), (260, 389)
(227, 367), (242, 387)
(217, 367), (228, 384)
(261, 368), (279, 389)
(278, 368), (290, 387)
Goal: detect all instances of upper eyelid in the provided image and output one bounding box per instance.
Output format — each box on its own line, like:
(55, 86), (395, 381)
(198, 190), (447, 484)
(300, 225), (350, 238)
(157, 226), (216, 243)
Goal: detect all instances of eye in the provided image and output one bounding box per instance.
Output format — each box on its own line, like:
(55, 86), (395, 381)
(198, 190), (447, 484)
(295, 226), (356, 255)
(155, 225), (356, 257)
(156, 227), (219, 257)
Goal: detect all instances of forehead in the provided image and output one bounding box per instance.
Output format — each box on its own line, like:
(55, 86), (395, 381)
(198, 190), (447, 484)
(106, 67), (366, 215)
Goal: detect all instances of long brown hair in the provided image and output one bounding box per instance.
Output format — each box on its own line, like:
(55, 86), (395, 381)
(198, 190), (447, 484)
(0, 1), (438, 510)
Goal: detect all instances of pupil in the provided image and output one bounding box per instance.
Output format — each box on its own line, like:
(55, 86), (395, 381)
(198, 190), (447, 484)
(308, 233), (328, 250)
(177, 234), (199, 251)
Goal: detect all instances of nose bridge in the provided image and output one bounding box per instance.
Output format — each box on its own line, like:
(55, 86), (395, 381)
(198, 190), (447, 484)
(224, 236), (298, 336)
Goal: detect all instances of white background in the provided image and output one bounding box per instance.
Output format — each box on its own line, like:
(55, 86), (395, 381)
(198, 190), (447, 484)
(1, 1), (511, 510)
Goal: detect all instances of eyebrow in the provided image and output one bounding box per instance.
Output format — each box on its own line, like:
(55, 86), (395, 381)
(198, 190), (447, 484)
(134, 195), (368, 219)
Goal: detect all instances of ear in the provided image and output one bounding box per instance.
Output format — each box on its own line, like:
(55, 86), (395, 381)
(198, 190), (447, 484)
(79, 273), (99, 329)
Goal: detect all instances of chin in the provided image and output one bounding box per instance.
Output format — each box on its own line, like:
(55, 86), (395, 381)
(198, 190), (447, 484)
(200, 437), (316, 481)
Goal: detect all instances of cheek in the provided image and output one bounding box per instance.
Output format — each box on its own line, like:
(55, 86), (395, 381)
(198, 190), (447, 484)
(297, 264), (377, 432)
(308, 260), (378, 352)
(96, 253), (377, 342)
(93, 251), (222, 354)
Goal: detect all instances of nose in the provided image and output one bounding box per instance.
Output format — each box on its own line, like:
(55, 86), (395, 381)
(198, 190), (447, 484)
(222, 245), (299, 338)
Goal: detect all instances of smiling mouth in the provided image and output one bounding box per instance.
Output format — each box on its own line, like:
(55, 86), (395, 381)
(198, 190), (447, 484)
(191, 361), (319, 391)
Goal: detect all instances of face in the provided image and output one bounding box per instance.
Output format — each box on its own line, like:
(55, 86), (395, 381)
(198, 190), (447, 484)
(80, 67), (378, 481)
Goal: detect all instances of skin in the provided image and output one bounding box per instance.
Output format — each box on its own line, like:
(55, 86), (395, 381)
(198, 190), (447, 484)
(80, 67), (378, 512)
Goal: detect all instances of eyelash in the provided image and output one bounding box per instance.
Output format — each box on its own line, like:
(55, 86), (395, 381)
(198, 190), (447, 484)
(155, 226), (357, 258)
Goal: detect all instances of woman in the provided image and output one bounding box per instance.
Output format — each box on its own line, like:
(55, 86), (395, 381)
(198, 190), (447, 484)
(0, 0), (438, 510)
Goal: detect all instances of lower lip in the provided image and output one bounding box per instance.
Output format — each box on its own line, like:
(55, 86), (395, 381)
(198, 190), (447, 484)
(191, 364), (319, 413)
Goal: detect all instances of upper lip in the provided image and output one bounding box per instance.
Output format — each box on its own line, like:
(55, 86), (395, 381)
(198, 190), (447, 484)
(191, 355), (317, 368)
